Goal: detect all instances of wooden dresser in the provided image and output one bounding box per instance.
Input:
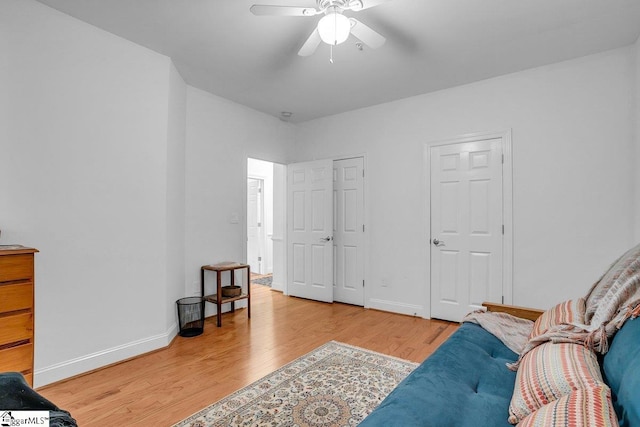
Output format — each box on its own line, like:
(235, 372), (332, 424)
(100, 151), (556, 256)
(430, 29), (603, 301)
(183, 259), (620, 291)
(0, 246), (38, 386)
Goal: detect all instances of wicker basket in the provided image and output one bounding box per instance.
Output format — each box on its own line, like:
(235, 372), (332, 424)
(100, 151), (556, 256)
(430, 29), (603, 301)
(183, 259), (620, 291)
(221, 285), (242, 297)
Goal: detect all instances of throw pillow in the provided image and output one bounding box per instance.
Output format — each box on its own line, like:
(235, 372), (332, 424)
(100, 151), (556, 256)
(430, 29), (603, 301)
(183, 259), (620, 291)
(517, 385), (618, 427)
(529, 298), (586, 340)
(508, 342), (604, 424)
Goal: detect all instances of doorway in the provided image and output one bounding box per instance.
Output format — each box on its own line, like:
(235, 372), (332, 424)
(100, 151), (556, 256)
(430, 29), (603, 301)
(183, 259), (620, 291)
(247, 156), (366, 305)
(247, 158), (287, 292)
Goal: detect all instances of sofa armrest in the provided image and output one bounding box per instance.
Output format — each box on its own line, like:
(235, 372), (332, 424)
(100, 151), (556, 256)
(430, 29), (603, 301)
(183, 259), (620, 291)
(482, 302), (544, 321)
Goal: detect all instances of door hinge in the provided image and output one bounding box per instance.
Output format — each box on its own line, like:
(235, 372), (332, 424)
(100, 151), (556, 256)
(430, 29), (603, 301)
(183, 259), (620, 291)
(258, 222), (262, 227)
(502, 224), (504, 235)
(362, 224), (365, 232)
(502, 296), (504, 304)
(363, 280), (365, 288)
(501, 154), (504, 164)
(362, 169), (365, 178)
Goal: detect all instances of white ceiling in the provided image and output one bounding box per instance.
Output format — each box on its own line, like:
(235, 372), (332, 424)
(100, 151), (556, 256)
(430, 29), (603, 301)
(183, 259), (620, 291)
(35, 0), (640, 123)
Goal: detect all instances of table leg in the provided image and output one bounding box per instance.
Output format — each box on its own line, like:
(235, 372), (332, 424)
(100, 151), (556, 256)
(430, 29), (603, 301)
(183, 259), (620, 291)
(230, 269), (235, 313)
(200, 268), (205, 323)
(216, 270), (222, 327)
(247, 265), (251, 319)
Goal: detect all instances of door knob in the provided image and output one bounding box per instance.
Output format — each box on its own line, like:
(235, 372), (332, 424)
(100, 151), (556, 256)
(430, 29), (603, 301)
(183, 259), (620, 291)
(321, 236), (333, 242)
(433, 238), (444, 246)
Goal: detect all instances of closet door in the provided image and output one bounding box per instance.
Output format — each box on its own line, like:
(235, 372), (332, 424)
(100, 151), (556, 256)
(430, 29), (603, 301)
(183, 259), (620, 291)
(430, 138), (503, 322)
(287, 159), (334, 303)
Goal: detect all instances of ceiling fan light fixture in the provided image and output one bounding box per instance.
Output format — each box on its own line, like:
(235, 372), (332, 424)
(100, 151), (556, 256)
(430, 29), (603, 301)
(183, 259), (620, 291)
(317, 11), (350, 45)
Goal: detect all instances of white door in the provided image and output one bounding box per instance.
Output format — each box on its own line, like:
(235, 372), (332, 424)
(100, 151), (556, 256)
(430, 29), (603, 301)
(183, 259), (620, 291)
(430, 138), (503, 322)
(287, 159), (334, 303)
(247, 178), (264, 273)
(333, 157), (365, 305)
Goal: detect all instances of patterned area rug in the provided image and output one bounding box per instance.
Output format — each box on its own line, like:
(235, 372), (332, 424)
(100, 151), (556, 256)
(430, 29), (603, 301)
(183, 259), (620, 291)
(251, 275), (272, 287)
(173, 341), (418, 427)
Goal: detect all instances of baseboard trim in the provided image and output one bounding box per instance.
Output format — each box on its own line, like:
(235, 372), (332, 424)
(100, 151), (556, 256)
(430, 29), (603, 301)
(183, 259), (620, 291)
(34, 323), (178, 388)
(367, 298), (426, 318)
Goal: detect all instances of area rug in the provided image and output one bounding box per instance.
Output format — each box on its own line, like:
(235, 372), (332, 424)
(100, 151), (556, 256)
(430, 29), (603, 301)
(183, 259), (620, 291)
(173, 341), (418, 427)
(251, 275), (272, 287)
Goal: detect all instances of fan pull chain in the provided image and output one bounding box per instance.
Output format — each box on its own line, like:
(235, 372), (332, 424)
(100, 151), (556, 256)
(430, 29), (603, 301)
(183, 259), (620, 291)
(330, 44), (334, 64)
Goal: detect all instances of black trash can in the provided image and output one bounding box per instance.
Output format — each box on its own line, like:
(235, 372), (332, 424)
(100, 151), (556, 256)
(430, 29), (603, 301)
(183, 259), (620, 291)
(176, 297), (204, 337)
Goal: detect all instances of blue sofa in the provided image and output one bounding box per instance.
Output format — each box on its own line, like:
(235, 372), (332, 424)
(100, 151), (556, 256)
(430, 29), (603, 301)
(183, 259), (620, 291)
(360, 314), (640, 426)
(0, 372), (77, 427)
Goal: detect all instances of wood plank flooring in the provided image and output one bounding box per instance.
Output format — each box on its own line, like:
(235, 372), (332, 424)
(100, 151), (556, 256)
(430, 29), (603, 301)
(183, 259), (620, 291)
(38, 285), (458, 426)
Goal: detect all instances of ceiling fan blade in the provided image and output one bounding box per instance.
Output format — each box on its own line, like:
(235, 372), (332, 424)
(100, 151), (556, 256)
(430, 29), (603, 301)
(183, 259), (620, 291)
(349, 18), (386, 49)
(298, 28), (322, 56)
(346, 0), (391, 11)
(250, 5), (320, 16)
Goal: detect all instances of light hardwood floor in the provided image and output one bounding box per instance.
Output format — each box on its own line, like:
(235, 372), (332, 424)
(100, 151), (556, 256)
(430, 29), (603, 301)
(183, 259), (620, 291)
(38, 284), (458, 426)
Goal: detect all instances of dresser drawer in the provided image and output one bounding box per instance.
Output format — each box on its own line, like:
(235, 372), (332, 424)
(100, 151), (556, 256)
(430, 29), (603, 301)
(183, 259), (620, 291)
(0, 343), (33, 373)
(0, 312), (33, 346)
(0, 254), (34, 282)
(0, 282), (33, 314)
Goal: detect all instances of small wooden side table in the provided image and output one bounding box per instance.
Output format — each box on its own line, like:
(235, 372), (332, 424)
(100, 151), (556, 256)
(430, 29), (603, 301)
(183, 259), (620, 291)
(201, 262), (251, 327)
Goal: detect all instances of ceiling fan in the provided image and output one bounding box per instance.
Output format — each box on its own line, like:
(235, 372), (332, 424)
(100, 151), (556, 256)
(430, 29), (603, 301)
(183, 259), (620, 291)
(250, 0), (390, 58)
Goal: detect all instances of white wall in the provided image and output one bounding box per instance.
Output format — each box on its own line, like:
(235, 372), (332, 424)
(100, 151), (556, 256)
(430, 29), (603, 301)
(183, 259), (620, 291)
(185, 87), (294, 316)
(294, 47), (636, 313)
(166, 62), (187, 332)
(0, 0), (184, 386)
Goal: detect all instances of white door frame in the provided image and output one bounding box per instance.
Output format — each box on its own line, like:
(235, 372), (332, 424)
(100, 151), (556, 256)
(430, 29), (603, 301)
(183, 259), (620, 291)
(423, 130), (513, 318)
(247, 176), (266, 274)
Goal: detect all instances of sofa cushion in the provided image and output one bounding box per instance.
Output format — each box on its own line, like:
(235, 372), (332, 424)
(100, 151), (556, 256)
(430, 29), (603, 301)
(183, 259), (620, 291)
(602, 316), (640, 427)
(508, 342), (604, 424)
(359, 322), (518, 427)
(517, 385), (618, 427)
(530, 298), (585, 339)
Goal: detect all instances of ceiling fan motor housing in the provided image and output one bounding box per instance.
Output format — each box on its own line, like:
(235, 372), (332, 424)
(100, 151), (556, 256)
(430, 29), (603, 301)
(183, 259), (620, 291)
(317, 0), (355, 13)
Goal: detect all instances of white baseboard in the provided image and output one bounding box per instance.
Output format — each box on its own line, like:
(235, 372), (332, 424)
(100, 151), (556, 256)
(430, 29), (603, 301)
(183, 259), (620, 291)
(367, 298), (426, 318)
(34, 323), (178, 388)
